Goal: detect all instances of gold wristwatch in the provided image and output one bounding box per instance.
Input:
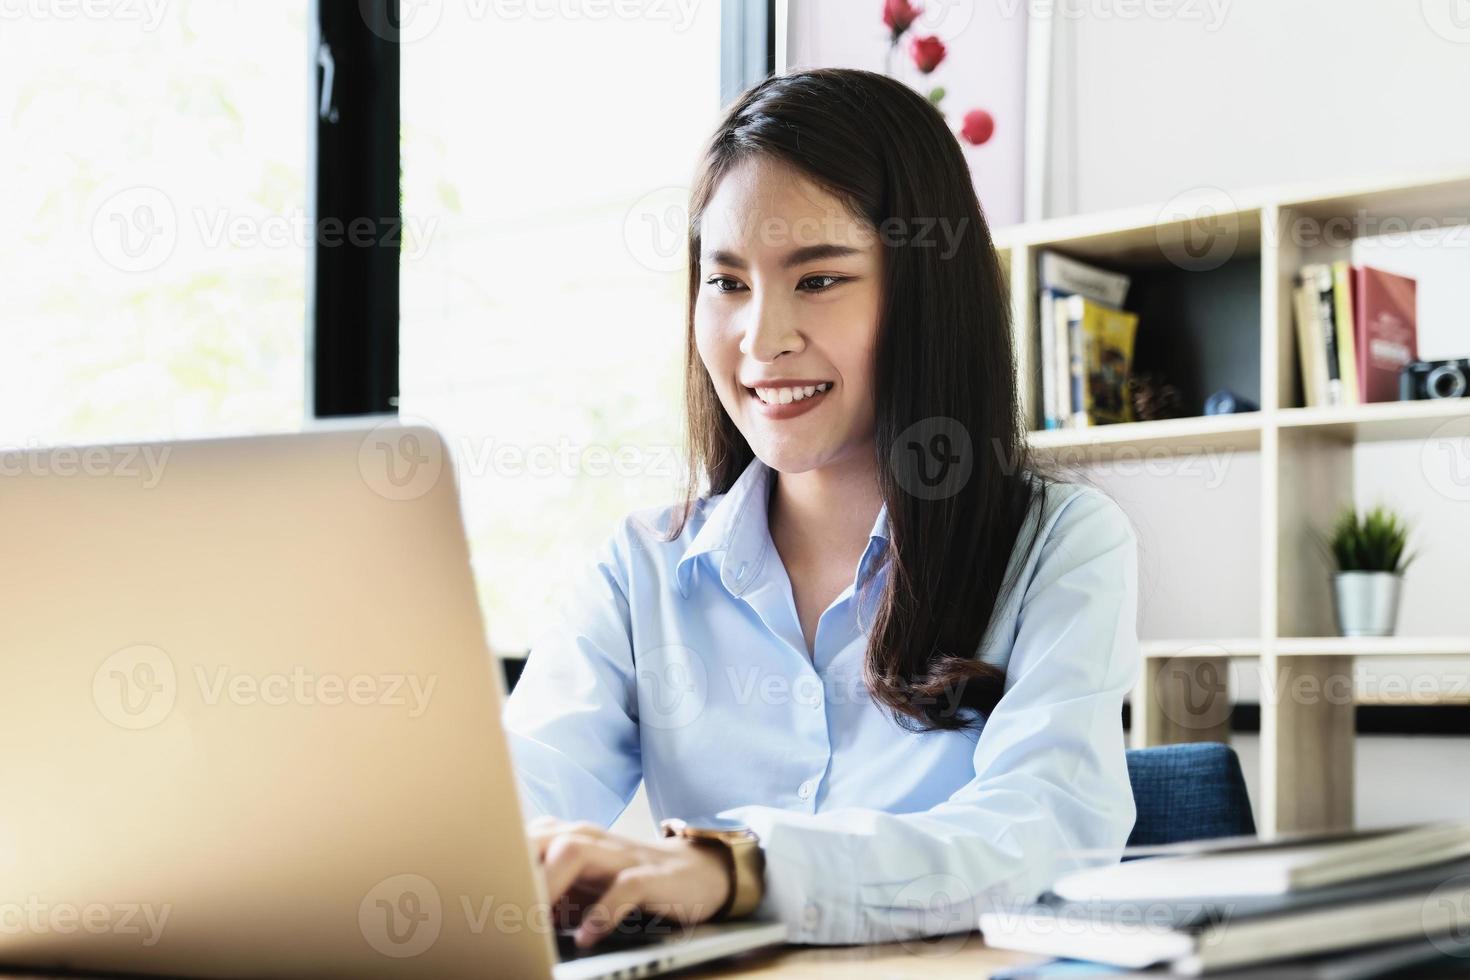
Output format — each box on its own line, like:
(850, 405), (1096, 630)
(659, 817), (764, 921)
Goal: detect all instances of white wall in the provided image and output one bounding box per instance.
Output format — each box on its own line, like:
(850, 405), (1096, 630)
(1047, 0), (1470, 217)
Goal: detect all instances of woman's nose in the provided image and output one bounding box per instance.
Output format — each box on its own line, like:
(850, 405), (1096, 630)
(738, 291), (804, 362)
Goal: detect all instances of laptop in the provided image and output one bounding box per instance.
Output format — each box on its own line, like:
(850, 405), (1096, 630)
(0, 422), (787, 979)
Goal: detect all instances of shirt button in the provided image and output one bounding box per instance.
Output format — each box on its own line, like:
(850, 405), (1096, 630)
(802, 904), (820, 932)
(797, 779), (815, 801)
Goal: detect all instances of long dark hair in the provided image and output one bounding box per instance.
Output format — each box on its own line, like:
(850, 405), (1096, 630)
(668, 68), (1044, 733)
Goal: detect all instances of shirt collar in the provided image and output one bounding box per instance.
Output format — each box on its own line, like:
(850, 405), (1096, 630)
(675, 458), (890, 599)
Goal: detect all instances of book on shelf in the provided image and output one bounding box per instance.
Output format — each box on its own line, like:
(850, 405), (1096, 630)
(1292, 262), (1417, 408)
(1354, 265), (1418, 403)
(979, 821), (1470, 975)
(1037, 252), (1132, 430)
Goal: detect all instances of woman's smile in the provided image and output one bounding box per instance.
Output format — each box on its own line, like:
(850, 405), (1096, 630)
(743, 379), (834, 419)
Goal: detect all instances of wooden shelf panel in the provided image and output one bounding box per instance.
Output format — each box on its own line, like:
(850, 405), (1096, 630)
(1276, 400), (1470, 443)
(1275, 636), (1470, 658)
(1028, 412), (1263, 456)
(1141, 638), (1261, 660)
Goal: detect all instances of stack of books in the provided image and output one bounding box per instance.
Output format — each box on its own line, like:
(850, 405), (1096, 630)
(981, 821), (1470, 976)
(1293, 263), (1418, 408)
(1038, 251), (1139, 430)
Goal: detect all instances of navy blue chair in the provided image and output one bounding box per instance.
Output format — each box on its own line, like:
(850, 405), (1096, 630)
(1125, 743), (1255, 849)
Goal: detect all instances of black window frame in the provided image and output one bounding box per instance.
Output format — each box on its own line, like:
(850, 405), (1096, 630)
(308, 0), (775, 421)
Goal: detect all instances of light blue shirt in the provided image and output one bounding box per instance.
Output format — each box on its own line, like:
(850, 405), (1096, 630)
(502, 458), (1139, 944)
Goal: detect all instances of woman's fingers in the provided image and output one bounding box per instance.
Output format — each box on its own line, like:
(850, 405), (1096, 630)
(528, 819), (603, 862)
(541, 831), (641, 909)
(574, 867), (662, 948)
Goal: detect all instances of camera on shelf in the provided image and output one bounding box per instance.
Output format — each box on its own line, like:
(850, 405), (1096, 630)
(1399, 358), (1470, 400)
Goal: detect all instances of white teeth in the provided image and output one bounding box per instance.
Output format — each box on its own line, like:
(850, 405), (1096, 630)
(752, 383), (832, 405)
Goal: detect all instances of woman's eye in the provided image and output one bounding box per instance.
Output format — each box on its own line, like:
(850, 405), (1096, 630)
(798, 275), (843, 292)
(706, 276), (745, 294)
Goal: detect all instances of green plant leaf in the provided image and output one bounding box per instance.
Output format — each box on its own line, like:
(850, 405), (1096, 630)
(927, 86), (946, 105)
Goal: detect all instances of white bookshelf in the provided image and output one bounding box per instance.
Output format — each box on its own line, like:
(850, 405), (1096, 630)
(996, 171), (1470, 835)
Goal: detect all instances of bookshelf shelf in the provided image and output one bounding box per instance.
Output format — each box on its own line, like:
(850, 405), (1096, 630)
(1275, 399), (1470, 443)
(1140, 638), (1262, 660)
(1028, 412), (1263, 456)
(1274, 636), (1470, 658)
(1003, 169), (1470, 837)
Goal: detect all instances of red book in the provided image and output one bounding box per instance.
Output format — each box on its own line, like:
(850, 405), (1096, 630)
(1351, 266), (1417, 403)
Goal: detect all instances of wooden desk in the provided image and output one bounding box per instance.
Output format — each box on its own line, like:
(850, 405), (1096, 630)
(676, 932), (1037, 978)
(0, 934), (1039, 980)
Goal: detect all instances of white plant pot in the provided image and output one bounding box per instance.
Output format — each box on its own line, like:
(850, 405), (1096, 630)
(1332, 571), (1403, 638)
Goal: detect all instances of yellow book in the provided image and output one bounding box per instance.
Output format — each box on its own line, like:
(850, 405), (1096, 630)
(1331, 260), (1360, 405)
(1074, 297), (1138, 425)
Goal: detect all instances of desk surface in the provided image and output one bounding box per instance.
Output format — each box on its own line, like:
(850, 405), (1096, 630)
(0, 934), (1038, 980)
(677, 932), (1036, 978)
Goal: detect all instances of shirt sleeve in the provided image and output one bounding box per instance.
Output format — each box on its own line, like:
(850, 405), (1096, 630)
(501, 526), (643, 828)
(717, 488), (1140, 945)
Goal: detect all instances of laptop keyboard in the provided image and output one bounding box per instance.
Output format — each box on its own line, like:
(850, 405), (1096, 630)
(554, 911), (678, 962)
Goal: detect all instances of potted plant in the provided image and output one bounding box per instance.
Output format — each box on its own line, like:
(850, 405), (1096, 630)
(1326, 505), (1415, 637)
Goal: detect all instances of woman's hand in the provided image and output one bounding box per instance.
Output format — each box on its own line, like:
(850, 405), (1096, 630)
(527, 816), (732, 949)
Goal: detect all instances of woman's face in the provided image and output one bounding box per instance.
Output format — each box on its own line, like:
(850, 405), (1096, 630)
(694, 156), (884, 476)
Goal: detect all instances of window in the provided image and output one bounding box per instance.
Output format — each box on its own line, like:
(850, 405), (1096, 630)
(399, 6), (725, 651)
(1, 4), (309, 446)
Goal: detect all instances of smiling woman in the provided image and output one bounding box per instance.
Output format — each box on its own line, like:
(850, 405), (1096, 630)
(504, 68), (1140, 950)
